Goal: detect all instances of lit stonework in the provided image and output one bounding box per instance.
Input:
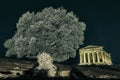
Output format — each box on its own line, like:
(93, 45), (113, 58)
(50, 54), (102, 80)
(79, 45), (112, 65)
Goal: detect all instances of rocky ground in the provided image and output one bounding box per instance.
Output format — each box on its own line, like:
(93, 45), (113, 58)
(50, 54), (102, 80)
(0, 58), (120, 80)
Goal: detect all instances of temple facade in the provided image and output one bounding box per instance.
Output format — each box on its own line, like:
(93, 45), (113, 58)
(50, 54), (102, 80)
(79, 45), (112, 65)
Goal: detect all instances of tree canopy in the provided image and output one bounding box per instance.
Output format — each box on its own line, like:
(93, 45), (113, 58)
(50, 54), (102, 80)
(4, 7), (86, 62)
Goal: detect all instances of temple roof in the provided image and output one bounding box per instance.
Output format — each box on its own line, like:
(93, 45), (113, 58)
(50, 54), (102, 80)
(80, 45), (103, 50)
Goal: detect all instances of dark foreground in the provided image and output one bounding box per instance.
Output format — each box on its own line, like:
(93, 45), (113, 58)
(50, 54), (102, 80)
(0, 58), (120, 80)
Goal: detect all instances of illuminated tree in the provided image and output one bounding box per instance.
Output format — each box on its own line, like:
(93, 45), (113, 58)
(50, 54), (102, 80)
(4, 7), (86, 62)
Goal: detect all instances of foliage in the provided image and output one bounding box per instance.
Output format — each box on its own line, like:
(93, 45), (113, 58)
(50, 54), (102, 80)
(4, 7), (86, 62)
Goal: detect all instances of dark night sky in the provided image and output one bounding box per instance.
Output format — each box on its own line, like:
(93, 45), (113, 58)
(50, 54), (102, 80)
(0, 0), (120, 64)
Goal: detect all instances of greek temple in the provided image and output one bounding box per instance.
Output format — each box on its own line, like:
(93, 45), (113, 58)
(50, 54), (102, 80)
(79, 45), (112, 65)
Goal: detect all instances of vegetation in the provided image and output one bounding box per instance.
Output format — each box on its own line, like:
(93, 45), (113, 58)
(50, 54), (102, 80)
(4, 7), (86, 62)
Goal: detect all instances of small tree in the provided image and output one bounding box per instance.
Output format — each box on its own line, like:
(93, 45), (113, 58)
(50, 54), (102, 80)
(36, 52), (57, 77)
(4, 7), (86, 62)
(36, 52), (57, 70)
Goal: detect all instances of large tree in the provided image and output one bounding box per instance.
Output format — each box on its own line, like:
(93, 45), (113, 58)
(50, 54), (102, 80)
(4, 7), (86, 62)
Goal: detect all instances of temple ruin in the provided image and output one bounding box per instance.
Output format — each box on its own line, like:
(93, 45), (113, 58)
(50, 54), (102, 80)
(79, 45), (112, 65)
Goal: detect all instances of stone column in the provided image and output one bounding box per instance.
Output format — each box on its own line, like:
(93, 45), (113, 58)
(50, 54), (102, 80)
(97, 52), (100, 63)
(92, 52), (95, 63)
(84, 53), (86, 63)
(80, 54), (82, 64)
(104, 52), (106, 63)
(109, 54), (112, 65)
(108, 54), (111, 64)
(108, 54), (112, 65)
(101, 51), (105, 62)
(88, 53), (90, 63)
